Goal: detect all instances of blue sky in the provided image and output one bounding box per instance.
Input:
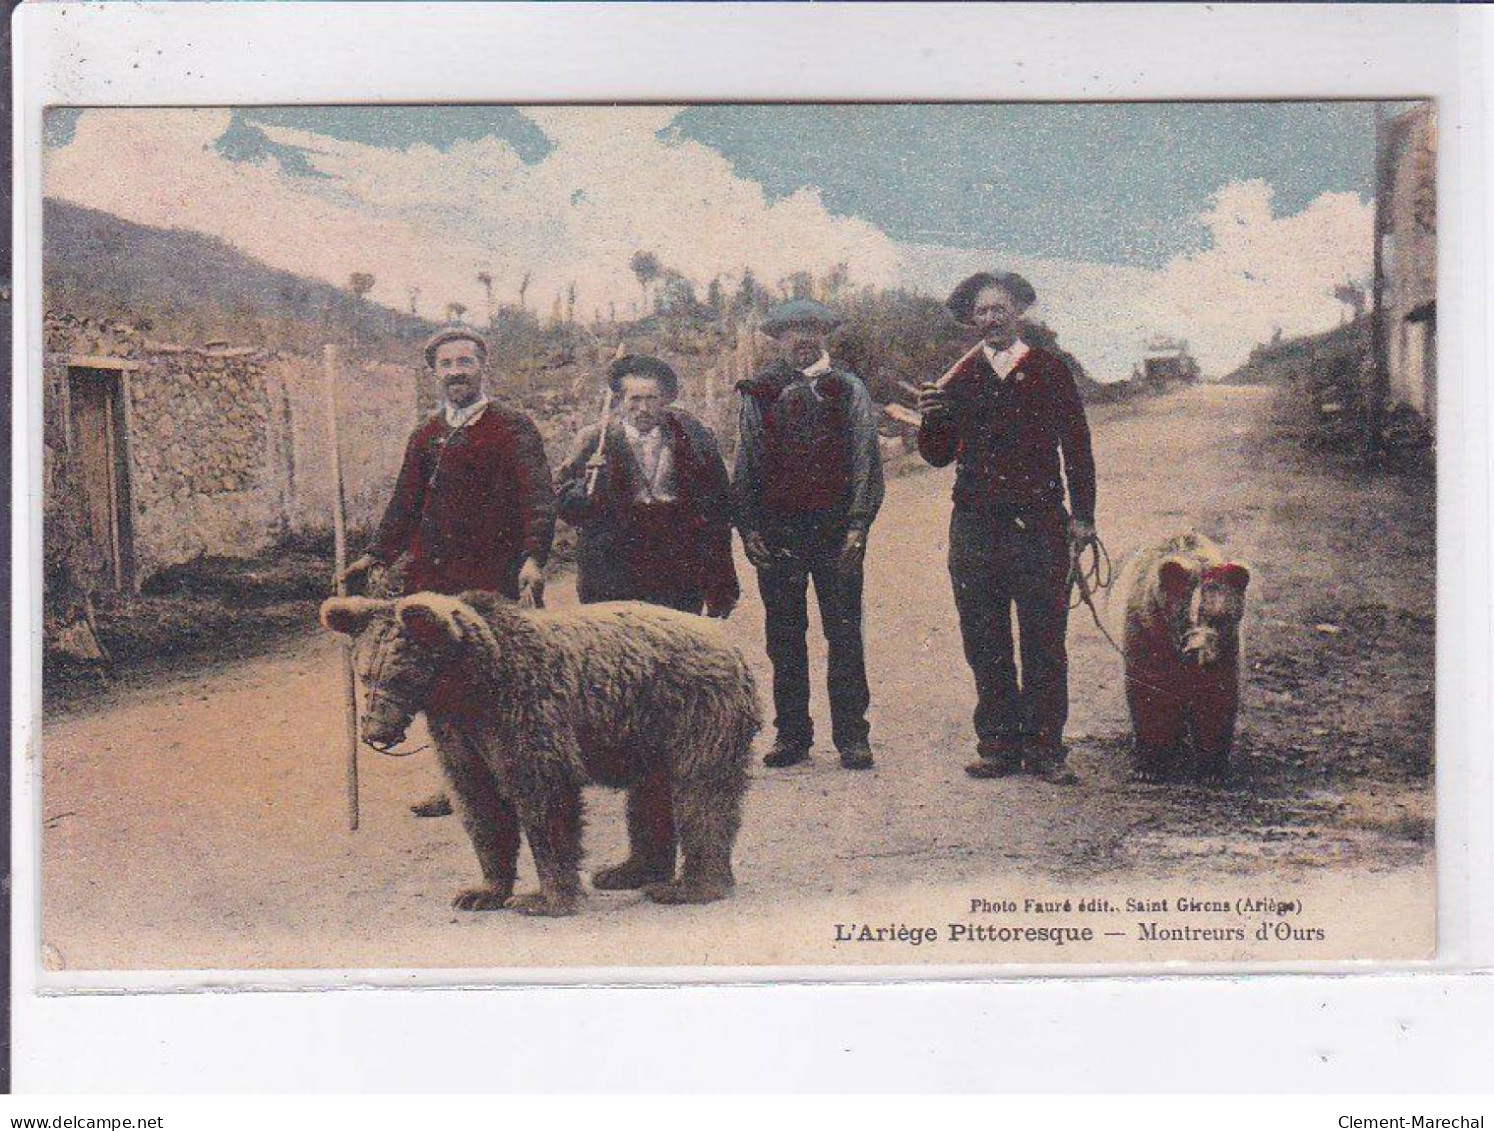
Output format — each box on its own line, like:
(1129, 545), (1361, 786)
(44, 102), (1389, 378)
(665, 103), (1376, 267)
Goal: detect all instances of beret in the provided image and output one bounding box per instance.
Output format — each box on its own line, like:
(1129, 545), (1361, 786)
(423, 325), (490, 368)
(607, 354), (679, 401)
(760, 298), (843, 337)
(945, 271), (1037, 322)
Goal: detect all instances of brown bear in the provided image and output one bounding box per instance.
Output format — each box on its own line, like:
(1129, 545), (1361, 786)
(1116, 533), (1250, 783)
(321, 591), (760, 916)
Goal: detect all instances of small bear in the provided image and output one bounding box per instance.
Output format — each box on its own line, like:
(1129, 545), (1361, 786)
(1117, 533), (1250, 783)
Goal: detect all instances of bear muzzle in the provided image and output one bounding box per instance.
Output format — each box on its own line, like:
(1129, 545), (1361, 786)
(360, 693), (417, 753)
(1181, 625), (1223, 667)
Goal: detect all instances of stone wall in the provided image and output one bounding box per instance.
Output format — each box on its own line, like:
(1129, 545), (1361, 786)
(263, 352), (422, 538)
(44, 310), (287, 583)
(127, 345), (280, 573)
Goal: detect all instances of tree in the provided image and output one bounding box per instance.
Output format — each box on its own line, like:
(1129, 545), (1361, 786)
(477, 271), (495, 323)
(630, 250), (661, 312)
(407, 285), (421, 316)
(733, 267), (760, 316)
(566, 282), (577, 324)
(347, 272), (376, 352)
(446, 301), (468, 324)
(348, 271), (376, 301)
(785, 271), (815, 301)
(1333, 280), (1367, 322)
(706, 277), (725, 315)
(657, 270), (698, 316)
(518, 271), (532, 311)
(823, 262), (851, 300)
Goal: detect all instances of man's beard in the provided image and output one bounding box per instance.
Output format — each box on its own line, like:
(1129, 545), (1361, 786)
(445, 380), (479, 407)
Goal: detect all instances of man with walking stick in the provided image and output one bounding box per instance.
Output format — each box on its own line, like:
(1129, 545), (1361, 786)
(340, 325), (556, 819)
(556, 354), (739, 617)
(916, 272), (1098, 785)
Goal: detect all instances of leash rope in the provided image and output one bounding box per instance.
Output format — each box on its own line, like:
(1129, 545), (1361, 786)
(1067, 535), (1188, 704)
(1067, 534), (1120, 651)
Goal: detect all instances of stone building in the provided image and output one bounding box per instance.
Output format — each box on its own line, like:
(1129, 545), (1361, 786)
(43, 310), (421, 593)
(1379, 102), (1437, 425)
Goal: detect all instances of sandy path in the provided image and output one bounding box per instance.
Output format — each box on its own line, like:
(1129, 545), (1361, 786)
(37, 385), (1434, 973)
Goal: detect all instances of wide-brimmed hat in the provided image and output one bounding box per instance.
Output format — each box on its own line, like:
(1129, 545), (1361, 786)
(945, 271), (1038, 323)
(607, 354), (680, 402)
(422, 325), (490, 368)
(760, 298), (843, 338)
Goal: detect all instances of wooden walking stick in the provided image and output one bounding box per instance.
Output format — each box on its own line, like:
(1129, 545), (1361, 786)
(583, 387), (614, 498)
(323, 344), (360, 831)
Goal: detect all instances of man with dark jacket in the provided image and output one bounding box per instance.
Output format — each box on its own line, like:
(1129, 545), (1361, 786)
(734, 299), (885, 771)
(556, 354), (739, 616)
(554, 354), (738, 892)
(917, 272), (1097, 784)
(342, 325), (557, 819)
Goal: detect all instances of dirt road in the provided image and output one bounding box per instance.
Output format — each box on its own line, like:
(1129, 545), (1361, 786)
(39, 385), (1435, 971)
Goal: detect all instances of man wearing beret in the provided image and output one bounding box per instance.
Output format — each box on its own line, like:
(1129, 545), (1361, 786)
(554, 354), (738, 891)
(734, 298), (885, 771)
(917, 272), (1097, 785)
(342, 324), (557, 819)
(556, 354), (739, 616)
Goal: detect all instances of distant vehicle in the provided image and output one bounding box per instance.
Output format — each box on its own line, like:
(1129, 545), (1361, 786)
(1140, 336), (1201, 384)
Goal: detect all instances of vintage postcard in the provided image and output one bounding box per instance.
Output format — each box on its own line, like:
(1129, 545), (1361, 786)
(35, 100), (1437, 976)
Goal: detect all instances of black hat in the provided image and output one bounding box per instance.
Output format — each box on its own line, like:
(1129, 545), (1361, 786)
(760, 298), (843, 337)
(607, 354), (679, 402)
(945, 271), (1037, 323)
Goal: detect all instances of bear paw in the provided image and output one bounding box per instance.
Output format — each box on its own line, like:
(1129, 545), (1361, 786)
(592, 858), (676, 891)
(452, 886), (512, 912)
(643, 879), (732, 905)
(1129, 763), (1173, 785)
(505, 890), (581, 917)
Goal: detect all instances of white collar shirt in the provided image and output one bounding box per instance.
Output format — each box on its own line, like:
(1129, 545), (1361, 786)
(621, 419), (677, 503)
(443, 396), (490, 430)
(800, 351), (833, 380)
(982, 338), (1030, 381)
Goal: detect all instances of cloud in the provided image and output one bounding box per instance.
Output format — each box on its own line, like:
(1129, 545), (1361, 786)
(44, 108), (469, 309)
(45, 106), (900, 324)
(45, 111), (1370, 381)
(1141, 180), (1372, 375)
(898, 180), (1371, 381)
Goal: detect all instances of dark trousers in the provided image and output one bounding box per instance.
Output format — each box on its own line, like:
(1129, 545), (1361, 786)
(947, 507), (1071, 754)
(756, 512), (870, 750)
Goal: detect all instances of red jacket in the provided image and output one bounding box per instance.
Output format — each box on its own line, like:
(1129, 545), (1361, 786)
(370, 404), (556, 597)
(918, 345), (1096, 523)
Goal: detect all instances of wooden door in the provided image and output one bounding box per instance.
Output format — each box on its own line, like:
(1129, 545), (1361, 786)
(67, 367), (135, 591)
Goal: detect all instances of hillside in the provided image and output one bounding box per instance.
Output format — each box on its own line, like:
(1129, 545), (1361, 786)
(1219, 318), (1367, 387)
(43, 197), (436, 358)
